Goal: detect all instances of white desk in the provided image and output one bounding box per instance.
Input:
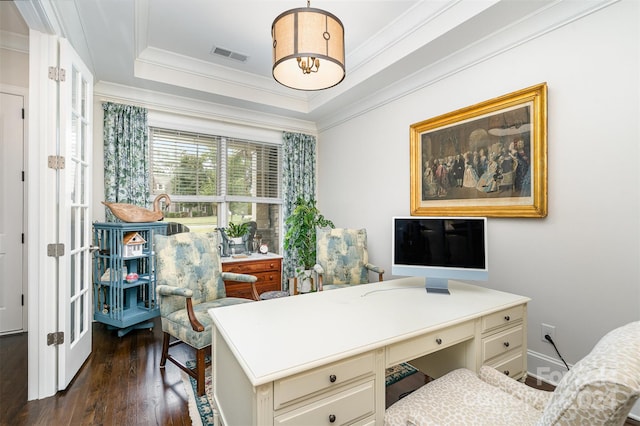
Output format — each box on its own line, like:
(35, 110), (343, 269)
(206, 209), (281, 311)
(210, 278), (530, 426)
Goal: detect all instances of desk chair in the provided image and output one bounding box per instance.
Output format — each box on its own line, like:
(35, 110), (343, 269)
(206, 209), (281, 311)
(385, 321), (640, 426)
(314, 228), (384, 291)
(154, 232), (259, 396)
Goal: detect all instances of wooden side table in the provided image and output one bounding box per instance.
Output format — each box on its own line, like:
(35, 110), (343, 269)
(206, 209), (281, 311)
(221, 253), (283, 299)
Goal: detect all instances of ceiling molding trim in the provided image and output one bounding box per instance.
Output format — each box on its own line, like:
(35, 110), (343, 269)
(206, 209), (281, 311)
(134, 0), (149, 58)
(134, 47), (311, 114)
(316, 0), (618, 132)
(94, 81), (317, 136)
(13, 0), (59, 35)
(309, 0), (502, 113)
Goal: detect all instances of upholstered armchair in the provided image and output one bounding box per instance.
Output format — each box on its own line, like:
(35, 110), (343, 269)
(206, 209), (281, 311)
(313, 228), (384, 291)
(385, 321), (640, 426)
(154, 232), (259, 396)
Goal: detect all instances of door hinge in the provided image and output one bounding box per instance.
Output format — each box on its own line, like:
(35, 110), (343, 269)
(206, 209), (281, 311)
(48, 155), (65, 170)
(47, 332), (64, 346)
(48, 66), (66, 82)
(47, 243), (65, 257)
(22, 108), (25, 119)
(22, 294), (24, 306)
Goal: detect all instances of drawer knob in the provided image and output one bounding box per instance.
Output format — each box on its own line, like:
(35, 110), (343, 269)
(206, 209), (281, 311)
(435, 338), (442, 345)
(504, 315), (510, 321)
(329, 414), (336, 423)
(503, 370), (510, 376)
(329, 374), (337, 383)
(503, 341), (510, 348)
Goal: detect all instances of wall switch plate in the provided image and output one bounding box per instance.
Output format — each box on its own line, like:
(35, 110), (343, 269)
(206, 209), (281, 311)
(541, 323), (556, 343)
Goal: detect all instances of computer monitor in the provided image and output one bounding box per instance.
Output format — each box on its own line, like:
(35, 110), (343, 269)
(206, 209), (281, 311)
(391, 216), (488, 294)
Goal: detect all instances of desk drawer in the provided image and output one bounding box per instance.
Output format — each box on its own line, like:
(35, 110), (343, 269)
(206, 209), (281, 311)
(482, 325), (523, 362)
(386, 321), (474, 367)
(274, 352), (375, 409)
(482, 305), (524, 333)
(485, 351), (524, 379)
(274, 381), (375, 426)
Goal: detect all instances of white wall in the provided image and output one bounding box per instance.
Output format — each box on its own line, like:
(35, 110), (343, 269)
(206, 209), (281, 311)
(0, 48), (28, 87)
(317, 0), (639, 385)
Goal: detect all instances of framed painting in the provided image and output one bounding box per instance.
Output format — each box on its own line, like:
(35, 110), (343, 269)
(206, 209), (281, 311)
(410, 83), (547, 218)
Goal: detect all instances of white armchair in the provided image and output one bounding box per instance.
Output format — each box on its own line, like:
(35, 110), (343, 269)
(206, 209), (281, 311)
(385, 321), (640, 425)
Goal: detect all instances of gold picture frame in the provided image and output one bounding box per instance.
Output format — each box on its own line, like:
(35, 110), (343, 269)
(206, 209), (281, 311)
(410, 83), (547, 218)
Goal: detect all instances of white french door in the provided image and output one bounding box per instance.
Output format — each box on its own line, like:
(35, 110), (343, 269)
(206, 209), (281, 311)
(57, 38), (94, 390)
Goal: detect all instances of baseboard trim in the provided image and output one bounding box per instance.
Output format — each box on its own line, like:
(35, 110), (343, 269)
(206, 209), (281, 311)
(527, 350), (640, 421)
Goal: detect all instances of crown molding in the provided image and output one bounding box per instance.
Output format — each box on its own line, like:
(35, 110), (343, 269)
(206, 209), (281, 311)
(94, 81), (317, 136)
(134, 46), (311, 114)
(315, 0), (619, 132)
(12, 0), (60, 35)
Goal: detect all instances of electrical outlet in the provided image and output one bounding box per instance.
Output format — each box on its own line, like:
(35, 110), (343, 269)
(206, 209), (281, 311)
(541, 323), (556, 343)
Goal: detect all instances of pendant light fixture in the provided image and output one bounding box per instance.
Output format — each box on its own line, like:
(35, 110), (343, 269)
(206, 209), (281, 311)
(271, 1), (345, 91)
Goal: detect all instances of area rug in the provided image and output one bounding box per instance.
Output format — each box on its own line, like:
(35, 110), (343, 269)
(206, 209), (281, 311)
(183, 360), (418, 425)
(182, 360), (215, 426)
(385, 362), (418, 386)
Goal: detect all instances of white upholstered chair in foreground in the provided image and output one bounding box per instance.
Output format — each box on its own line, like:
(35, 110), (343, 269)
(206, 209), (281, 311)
(385, 321), (640, 426)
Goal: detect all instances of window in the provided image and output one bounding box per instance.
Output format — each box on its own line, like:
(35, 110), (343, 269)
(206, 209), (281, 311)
(150, 128), (282, 253)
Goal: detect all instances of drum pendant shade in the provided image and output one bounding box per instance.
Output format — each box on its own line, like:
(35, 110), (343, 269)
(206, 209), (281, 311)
(272, 4), (345, 91)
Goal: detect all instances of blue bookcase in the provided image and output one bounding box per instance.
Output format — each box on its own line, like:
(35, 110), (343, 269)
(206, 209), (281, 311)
(92, 222), (167, 336)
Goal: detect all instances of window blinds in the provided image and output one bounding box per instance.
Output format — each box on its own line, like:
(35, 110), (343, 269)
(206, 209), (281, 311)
(150, 128), (280, 199)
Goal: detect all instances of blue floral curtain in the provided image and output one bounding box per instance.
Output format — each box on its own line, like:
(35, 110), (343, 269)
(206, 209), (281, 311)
(102, 102), (149, 221)
(282, 131), (317, 288)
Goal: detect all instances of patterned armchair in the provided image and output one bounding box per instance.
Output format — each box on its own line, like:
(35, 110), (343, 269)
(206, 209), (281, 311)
(313, 228), (384, 291)
(154, 232), (259, 396)
(385, 321), (640, 426)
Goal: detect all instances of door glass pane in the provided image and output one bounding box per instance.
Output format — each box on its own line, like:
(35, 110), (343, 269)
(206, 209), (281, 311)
(80, 207), (85, 249)
(82, 251), (89, 291)
(80, 120), (86, 162)
(70, 299), (76, 343)
(81, 75), (87, 118)
(70, 252), (76, 297)
(69, 160), (76, 203)
(70, 115), (78, 162)
(80, 162), (85, 205)
(80, 294), (85, 334)
(71, 67), (78, 111)
(70, 207), (77, 251)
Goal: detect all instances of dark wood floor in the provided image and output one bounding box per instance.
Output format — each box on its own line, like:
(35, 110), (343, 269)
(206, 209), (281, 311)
(2, 321), (638, 425)
(1, 318), (192, 425)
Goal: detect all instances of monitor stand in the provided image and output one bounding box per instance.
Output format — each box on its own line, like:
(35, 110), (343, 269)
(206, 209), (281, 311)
(425, 278), (450, 294)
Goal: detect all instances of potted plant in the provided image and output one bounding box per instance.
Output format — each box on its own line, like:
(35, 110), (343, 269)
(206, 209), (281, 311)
(283, 196), (334, 292)
(226, 222), (249, 245)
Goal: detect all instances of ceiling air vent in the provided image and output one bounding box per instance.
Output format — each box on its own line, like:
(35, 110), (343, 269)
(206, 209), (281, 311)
(211, 46), (248, 62)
